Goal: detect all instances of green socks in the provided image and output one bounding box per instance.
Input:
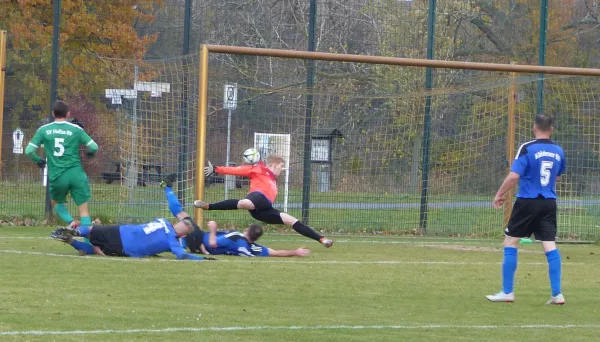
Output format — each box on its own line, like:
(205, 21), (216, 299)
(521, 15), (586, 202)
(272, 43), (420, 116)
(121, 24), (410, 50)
(54, 204), (73, 224)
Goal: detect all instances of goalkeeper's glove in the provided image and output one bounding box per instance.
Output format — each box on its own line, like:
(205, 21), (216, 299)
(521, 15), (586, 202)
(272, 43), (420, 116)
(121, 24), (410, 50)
(36, 159), (47, 169)
(204, 161), (215, 177)
(86, 151), (96, 158)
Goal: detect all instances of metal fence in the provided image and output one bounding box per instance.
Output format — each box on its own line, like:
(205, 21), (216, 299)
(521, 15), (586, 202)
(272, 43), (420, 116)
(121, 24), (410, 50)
(2, 0), (600, 239)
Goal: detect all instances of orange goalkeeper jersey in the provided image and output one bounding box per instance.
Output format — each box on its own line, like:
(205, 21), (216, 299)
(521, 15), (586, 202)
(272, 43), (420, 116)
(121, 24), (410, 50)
(214, 162), (278, 203)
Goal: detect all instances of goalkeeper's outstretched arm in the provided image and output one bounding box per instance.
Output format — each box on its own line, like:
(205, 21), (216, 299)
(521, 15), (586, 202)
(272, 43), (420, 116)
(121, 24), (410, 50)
(206, 162), (256, 177)
(215, 164), (256, 176)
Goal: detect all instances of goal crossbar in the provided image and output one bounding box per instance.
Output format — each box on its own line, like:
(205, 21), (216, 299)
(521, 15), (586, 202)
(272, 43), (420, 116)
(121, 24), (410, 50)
(204, 44), (600, 77)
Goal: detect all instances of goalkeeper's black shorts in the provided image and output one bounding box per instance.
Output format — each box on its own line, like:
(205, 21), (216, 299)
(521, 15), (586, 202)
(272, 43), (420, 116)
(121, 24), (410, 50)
(247, 191), (284, 225)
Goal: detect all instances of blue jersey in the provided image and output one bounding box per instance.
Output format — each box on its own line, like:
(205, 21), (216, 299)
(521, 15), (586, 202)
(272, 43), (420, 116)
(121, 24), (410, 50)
(119, 218), (200, 259)
(202, 231), (270, 257)
(511, 139), (566, 199)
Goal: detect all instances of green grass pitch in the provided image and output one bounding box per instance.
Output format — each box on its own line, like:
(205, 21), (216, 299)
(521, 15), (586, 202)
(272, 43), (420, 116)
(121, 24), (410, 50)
(0, 226), (599, 341)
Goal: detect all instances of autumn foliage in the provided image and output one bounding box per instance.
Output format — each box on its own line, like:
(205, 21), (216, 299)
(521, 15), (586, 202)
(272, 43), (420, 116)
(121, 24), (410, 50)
(1, 0), (163, 112)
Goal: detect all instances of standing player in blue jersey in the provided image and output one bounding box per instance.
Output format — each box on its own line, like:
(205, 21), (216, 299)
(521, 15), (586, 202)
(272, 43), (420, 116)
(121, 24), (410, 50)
(185, 221), (311, 257)
(486, 114), (566, 305)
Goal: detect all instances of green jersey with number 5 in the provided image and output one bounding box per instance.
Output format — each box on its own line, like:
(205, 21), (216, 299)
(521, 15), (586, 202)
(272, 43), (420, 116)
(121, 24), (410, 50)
(29, 121), (95, 180)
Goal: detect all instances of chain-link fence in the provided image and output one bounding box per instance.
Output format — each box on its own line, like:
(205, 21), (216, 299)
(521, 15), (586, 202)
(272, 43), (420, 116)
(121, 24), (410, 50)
(2, 0), (600, 239)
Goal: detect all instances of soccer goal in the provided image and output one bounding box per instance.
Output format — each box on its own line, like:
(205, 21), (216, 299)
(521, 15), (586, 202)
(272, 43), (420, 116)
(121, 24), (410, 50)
(195, 44), (600, 241)
(99, 45), (600, 239)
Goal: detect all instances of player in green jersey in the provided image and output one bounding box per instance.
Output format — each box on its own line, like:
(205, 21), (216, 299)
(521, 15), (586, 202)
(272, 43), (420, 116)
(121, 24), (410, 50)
(26, 100), (99, 228)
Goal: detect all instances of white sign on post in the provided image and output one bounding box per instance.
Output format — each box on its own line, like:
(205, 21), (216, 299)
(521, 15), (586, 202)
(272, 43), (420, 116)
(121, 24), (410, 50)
(43, 165), (48, 187)
(134, 82), (170, 98)
(105, 83), (170, 105)
(223, 84), (238, 110)
(105, 89), (137, 104)
(223, 83), (238, 198)
(311, 138), (330, 162)
(12, 128), (24, 154)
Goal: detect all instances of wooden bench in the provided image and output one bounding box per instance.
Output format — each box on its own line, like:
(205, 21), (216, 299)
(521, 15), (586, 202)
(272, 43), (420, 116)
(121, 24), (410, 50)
(100, 162), (122, 184)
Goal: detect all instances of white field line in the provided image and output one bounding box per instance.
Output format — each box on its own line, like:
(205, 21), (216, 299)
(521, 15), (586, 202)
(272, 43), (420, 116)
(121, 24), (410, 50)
(1, 236), (593, 247)
(2, 324), (600, 336)
(0, 236), (491, 244)
(0, 236), (49, 239)
(0, 236), (539, 248)
(0, 249), (590, 265)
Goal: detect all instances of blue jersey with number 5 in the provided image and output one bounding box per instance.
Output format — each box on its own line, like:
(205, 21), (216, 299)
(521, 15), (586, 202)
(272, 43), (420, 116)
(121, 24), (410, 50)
(511, 139), (565, 199)
(119, 219), (181, 258)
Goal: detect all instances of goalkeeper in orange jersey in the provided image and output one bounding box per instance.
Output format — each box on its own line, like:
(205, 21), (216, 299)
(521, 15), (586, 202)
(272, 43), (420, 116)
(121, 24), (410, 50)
(194, 153), (334, 248)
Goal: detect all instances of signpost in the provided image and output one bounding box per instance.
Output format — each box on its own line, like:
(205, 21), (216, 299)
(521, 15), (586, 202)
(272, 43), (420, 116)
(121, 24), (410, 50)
(12, 128), (24, 183)
(12, 128), (24, 154)
(223, 83), (238, 199)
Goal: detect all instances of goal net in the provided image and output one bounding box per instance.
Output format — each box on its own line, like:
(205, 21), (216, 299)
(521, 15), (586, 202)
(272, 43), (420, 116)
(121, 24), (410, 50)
(199, 50), (600, 241)
(100, 55), (199, 221)
(91, 49), (600, 241)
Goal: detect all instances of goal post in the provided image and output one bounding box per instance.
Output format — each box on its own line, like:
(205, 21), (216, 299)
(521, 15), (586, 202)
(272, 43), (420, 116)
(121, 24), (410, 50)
(195, 44), (600, 240)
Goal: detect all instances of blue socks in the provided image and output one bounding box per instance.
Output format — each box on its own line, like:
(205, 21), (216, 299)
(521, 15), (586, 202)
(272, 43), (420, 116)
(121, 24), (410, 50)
(54, 204), (73, 224)
(500, 247), (561, 297)
(164, 186), (183, 216)
(546, 249), (562, 296)
(79, 217), (92, 243)
(76, 226), (91, 238)
(70, 240), (95, 255)
(502, 247), (518, 294)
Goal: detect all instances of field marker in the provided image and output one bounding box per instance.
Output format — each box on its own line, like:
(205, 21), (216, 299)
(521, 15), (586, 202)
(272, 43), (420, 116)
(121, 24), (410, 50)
(2, 324), (600, 336)
(0, 249), (590, 265)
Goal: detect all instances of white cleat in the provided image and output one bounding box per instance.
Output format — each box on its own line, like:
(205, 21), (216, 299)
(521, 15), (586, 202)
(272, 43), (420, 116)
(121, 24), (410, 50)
(486, 291), (515, 303)
(546, 294), (565, 305)
(319, 238), (334, 248)
(193, 200), (209, 210)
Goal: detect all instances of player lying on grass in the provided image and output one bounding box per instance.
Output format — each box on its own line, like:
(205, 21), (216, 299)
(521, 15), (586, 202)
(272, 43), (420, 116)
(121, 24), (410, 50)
(50, 174), (215, 261)
(195, 153), (334, 248)
(51, 218), (215, 260)
(26, 100), (98, 230)
(152, 173), (310, 258)
(184, 220), (311, 257)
